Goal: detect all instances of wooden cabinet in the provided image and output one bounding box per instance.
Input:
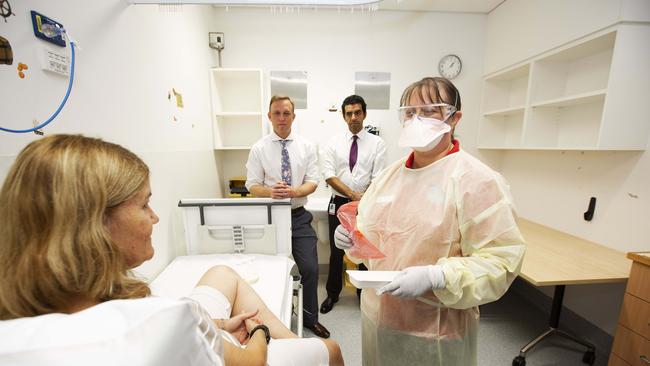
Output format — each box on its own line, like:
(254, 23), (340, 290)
(209, 68), (266, 197)
(609, 252), (650, 366)
(479, 23), (650, 150)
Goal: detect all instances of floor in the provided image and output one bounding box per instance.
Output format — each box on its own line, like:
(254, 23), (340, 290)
(292, 274), (611, 366)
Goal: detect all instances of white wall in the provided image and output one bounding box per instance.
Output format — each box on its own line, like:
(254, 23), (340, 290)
(211, 7), (490, 167)
(209, 7), (491, 265)
(0, 0), (221, 280)
(485, 0), (638, 75)
(484, 0), (650, 335)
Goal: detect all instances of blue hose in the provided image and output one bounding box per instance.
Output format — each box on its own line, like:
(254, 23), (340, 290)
(0, 39), (76, 133)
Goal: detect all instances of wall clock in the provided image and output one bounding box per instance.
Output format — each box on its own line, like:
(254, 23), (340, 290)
(438, 54), (462, 79)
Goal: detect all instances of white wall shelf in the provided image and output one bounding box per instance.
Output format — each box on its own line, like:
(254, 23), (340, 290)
(482, 64), (530, 113)
(479, 25), (649, 151)
(215, 112), (262, 117)
(483, 106), (526, 117)
(214, 146), (256, 151)
(209, 68), (265, 196)
(530, 89), (606, 108)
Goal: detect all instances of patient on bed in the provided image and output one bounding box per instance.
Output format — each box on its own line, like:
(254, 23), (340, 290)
(0, 134), (343, 366)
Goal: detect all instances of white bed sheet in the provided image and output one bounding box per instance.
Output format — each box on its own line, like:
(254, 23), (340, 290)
(150, 254), (294, 327)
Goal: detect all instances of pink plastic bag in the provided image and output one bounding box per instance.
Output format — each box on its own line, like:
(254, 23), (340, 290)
(337, 201), (386, 259)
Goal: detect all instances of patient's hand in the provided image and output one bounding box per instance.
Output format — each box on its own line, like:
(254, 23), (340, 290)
(224, 309), (259, 344)
(242, 316), (264, 345)
(244, 316), (262, 332)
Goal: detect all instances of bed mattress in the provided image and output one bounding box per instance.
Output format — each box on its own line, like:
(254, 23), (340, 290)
(150, 254), (295, 327)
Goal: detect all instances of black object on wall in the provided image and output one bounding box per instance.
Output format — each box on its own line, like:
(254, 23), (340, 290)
(583, 197), (596, 221)
(1, 0), (15, 22)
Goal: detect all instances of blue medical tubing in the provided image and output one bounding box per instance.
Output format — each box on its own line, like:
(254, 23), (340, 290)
(0, 38), (76, 133)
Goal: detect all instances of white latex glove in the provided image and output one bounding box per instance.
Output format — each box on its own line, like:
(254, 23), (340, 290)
(334, 225), (353, 250)
(377, 265), (445, 298)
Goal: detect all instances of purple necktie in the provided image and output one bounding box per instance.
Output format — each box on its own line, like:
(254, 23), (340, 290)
(349, 135), (358, 172)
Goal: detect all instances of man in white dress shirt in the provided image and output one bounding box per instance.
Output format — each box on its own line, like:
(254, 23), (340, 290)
(245, 95), (330, 339)
(319, 95), (387, 314)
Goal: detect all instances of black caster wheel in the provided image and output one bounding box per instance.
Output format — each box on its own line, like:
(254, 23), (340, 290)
(582, 350), (595, 365)
(512, 356), (526, 366)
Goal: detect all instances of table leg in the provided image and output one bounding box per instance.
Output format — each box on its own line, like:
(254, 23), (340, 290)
(512, 285), (596, 366)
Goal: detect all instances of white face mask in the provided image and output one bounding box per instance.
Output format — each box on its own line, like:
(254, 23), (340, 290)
(398, 116), (451, 152)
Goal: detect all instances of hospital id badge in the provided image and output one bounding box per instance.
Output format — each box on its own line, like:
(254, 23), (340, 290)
(328, 202), (336, 215)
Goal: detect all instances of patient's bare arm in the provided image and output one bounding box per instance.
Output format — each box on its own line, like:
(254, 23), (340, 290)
(222, 332), (267, 366)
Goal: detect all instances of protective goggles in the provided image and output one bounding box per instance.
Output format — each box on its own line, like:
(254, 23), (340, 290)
(397, 103), (457, 125)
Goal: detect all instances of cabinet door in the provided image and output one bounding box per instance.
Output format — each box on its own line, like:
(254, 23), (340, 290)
(611, 325), (650, 366)
(609, 353), (632, 366)
(620, 293), (650, 339)
(628, 262), (650, 302)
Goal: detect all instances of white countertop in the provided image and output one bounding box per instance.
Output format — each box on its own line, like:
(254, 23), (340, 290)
(305, 195), (330, 221)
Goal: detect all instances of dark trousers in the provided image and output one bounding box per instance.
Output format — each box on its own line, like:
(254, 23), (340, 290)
(326, 195), (367, 299)
(291, 207), (319, 326)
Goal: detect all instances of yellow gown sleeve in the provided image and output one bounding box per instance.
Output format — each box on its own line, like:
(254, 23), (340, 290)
(434, 172), (526, 309)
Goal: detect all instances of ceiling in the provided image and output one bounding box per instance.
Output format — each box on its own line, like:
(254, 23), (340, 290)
(378, 0), (505, 13)
(130, 0), (506, 13)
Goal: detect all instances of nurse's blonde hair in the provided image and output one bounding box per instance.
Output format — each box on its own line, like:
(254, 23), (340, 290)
(399, 76), (462, 111)
(0, 135), (151, 320)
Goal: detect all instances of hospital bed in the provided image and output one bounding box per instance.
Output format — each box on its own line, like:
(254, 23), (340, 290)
(149, 198), (303, 337)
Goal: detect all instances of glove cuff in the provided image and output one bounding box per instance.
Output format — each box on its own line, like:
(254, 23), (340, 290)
(427, 265), (446, 290)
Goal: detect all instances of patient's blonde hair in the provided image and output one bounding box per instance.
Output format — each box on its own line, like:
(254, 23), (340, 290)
(0, 135), (151, 320)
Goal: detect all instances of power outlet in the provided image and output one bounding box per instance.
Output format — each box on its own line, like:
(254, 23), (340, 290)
(40, 47), (69, 76)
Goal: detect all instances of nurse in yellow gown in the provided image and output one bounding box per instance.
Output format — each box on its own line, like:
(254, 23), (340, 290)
(335, 77), (526, 366)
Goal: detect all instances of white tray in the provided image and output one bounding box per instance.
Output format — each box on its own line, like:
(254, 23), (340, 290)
(346, 270), (401, 289)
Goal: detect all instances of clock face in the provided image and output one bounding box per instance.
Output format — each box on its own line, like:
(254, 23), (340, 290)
(438, 54), (462, 79)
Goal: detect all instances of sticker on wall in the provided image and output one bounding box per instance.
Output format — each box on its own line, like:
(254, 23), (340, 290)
(172, 88), (184, 108)
(355, 71), (390, 110)
(1, 0), (15, 23)
(270, 70), (308, 109)
(17, 62), (28, 78)
(167, 88), (185, 124)
(0, 36), (12, 64)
